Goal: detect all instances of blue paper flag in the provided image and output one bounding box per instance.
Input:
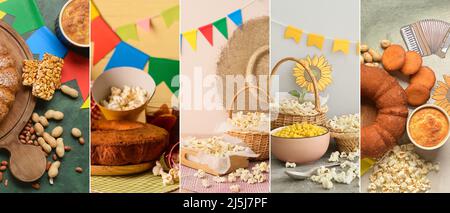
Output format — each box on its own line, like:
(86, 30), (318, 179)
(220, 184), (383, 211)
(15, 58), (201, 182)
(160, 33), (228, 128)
(228, 9), (243, 27)
(26, 26), (68, 60)
(104, 42), (149, 71)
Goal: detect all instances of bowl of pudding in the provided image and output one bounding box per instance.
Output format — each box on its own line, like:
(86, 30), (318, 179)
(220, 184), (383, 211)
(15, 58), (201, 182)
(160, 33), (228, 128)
(407, 104), (450, 150)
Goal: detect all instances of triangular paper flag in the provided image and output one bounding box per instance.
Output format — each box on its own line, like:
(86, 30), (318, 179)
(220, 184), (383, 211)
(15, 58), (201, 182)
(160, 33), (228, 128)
(199, 24), (213, 46)
(284, 25), (303, 43)
(161, 5), (179, 27)
(148, 57), (179, 94)
(332, 39), (350, 54)
(104, 41), (149, 71)
(90, 0), (99, 20)
(183, 29), (197, 50)
(0, 0), (44, 34)
(91, 16), (121, 64)
(116, 23), (139, 41)
(81, 98), (90, 109)
(228, 9), (242, 27)
(26, 26), (68, 59)
(213, 17), (228, 39)
(137, 18), (151, 31)
(307, 33), (325, 50)
(0, 10), (6, 19)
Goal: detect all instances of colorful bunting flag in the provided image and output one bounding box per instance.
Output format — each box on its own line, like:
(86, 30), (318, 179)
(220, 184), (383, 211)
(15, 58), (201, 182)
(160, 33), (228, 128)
(81, 98), (90, 109)
(105, 41), (150, 71)
(137, 18), (151, 31)
(161, 5), (179, 27)
(284, 25), (303, 43)
(0, 10), (6, 19)
(228, 9), (243, 27)
(333, 39), (350, 54)
(116, 23), (139, 41)
(90, 0), (99, 20)
(61, 51), (90, 100)
(213, 17), (228, 39)
(199, 24), (213, 46)
(183, 29), (197, 50)
(307, 33), (325, 50)
(0, 0), (44, 34)
(26, 26), (68, 59)
(148, 57), (180, 94)
(91, 16), (121, 64)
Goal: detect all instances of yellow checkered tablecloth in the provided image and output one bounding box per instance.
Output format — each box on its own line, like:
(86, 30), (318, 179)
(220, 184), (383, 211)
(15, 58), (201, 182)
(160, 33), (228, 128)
(91, 172), (179, 193)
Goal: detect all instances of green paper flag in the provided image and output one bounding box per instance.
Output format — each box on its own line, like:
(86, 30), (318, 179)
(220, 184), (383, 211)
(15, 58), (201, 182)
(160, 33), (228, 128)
(213, 17), (228, 39)
(116, 24), (139, 41)
(0, 0), (44, 34)
(148, 57), (179, 95)
(161, 5), (179, 27)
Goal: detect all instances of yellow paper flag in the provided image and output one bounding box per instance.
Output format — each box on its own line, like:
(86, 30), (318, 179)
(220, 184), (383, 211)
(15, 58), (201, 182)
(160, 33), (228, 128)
(333, 39), (350, 54)
(0, 10), (6, 19)
(91, 0), (100, 20)
(81, 98), (90, 109)
(183, 29), (197, 51)
(284, 25), (303, 43)
(307, 33), (325, 50)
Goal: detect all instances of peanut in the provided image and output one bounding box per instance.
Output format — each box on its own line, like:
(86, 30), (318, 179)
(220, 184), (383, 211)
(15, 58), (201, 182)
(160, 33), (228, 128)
(363, 52), (373, 63)
(45, 110), (64, 120)
(37, 137), (52, 153)
(31, 182), (40, 190)
(43, 132), (57, 148)
(48, 161), (61, 185)
(75, 167), (83, 173)
(34, 123), (44, 136)
(51, 126), (63, 138)
(0, 172), (3, 182)
(71, 128), (82, 138)
(31, 113), (40, 123)
(38, 116), (49, 127)
(368, 48), (382, 62)
(1, 161), (7, 166)
(0, 166), (6, 171)
(79, 137), (85, 145)
(52, 154), (57, 161)
(360, 44), (369, 52)
(61, 85), (79, 98)
(64, 146), (72, 152)
(380, 39), (391, 49)
(56, 138), (65, 158)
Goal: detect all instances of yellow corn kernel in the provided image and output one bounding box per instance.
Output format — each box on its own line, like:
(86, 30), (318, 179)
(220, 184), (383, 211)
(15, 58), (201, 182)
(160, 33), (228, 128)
(273, 122), (327, 138)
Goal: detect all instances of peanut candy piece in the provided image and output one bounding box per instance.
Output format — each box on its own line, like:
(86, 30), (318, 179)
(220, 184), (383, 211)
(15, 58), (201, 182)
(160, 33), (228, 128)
(22, 59), (39, 86)
(32, 54), (64, 101)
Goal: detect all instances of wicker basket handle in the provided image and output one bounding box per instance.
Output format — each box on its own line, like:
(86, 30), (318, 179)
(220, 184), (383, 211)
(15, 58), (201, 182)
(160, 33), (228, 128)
(228, 86), (271, 119)
(245, 45), (270, 81)
(270, 57), (321, 111)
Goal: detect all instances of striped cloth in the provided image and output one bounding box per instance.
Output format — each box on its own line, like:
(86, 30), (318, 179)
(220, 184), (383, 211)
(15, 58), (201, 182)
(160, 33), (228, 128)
(181, 162), (269, 193)
(91, 172), (179, 193)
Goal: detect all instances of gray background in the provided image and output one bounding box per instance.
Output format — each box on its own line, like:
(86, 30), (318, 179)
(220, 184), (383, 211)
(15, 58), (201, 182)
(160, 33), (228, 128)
(271, 0), (360, 193)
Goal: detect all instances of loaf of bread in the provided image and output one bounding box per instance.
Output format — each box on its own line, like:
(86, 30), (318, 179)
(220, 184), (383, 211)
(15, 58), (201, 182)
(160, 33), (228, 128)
(0, 44), (19, 122)
(91, 120), (169, 166)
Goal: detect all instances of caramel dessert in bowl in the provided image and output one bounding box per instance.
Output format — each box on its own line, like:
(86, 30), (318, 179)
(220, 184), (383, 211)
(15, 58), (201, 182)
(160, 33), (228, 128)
(407, 104), (450, 150)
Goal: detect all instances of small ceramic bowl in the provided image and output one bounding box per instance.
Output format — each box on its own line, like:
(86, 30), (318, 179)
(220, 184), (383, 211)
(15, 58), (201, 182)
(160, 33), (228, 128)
(92, 67), (156, 121)
(55, 0), (89, 56)
(407, 104), (450, 151)
(271, 126), (330, 164)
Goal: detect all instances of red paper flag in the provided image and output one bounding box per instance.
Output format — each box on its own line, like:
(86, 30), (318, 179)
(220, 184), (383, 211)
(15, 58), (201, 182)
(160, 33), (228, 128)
(61, 51), (90, 100)
(199, 24), (213, 46)
(91, 16), (121, 64)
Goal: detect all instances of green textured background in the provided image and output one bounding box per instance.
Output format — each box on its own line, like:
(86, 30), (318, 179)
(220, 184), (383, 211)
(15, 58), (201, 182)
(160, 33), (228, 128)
(0, 0), (90, 193)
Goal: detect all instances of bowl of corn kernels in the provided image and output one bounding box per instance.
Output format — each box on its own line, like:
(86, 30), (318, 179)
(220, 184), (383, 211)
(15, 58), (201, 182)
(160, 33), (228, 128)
(271, 122), (330, 164)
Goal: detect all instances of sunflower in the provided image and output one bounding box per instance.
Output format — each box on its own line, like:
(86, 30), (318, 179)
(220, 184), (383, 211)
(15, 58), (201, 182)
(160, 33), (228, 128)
(293, 55), (332, 93)
(432, 75), (450, 114)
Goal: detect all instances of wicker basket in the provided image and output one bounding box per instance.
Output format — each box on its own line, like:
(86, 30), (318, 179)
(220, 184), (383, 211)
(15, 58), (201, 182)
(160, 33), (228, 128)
(270, 57), (327, 129)
(330, 131), (359, 153)
(226, 86), (270, 161)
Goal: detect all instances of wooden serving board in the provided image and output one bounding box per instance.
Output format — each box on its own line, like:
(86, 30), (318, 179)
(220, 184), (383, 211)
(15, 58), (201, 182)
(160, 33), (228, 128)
(180, 148), (249, 176)
(91, 161), (155, 176)
(0, 21), (46, 182)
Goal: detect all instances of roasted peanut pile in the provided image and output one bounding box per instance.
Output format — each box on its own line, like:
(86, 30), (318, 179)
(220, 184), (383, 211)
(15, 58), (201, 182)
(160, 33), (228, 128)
(360, 39), (391, 67)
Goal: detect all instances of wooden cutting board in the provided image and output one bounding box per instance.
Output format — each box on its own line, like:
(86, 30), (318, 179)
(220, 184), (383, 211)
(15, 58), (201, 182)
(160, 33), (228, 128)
(0, 21), (46, 182)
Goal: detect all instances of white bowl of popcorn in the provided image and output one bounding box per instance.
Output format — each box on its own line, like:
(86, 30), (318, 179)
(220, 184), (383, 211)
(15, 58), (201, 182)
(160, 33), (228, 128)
(92, 67), (156, 120)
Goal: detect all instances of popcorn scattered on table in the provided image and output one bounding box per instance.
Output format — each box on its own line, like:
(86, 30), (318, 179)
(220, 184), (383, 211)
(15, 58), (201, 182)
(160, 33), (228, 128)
(160, 167), (179, 186)
(252, 161), (270, 173)
(183, 136), (247, 157)
(327, 114), (360, 133)
(228, 173), (237, 182)
(213, 176), (226, 183)
(285, 162), (296, 168)
(201, 179), (211, 188)
(368, 144), (439, 193)
(101, 85), (149, 111)
(194, 169), (206, 179)
(229, 111), (269, 132)
(310, 151), (359, 190)
(229, 184), (240, 193)
(274, 100), (328, 116)
(152, 161), (162, 176)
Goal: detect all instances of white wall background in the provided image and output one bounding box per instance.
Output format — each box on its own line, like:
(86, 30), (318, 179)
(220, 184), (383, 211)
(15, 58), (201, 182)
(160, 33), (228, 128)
(271, 0), (360, 117)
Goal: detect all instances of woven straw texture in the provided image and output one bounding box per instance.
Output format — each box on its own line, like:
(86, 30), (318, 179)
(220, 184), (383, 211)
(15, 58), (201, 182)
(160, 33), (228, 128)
(91, 172), (179, 193)
(331, 132), (359, 153)
(226, 131), (269, 160)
